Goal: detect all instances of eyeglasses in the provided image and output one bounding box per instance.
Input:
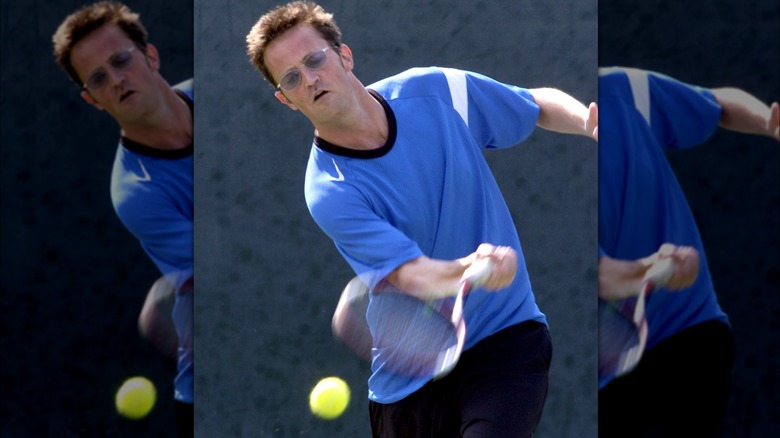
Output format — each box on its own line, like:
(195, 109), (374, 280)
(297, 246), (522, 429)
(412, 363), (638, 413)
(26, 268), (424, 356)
(276, 47), (333, 91)
(82, 46), (138, 91)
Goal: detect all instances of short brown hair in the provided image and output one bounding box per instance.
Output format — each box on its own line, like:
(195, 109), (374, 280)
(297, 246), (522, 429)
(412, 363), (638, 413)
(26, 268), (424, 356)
(246, 1), (342, 87)
(52, 1), (148, 87)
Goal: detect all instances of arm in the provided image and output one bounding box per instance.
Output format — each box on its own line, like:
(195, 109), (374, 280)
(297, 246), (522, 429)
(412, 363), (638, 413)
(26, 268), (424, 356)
(598, 244), (700, 300)
(386, 244), (518, 300)
(711, 88), (780, 141)
(529, 88), (598, 140)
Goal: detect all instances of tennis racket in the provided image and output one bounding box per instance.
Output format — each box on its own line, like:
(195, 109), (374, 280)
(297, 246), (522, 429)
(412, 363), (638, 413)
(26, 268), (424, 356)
(138, 276), (179, 361)
(598, 257), (676, 380)
(332, 258), (495, 379)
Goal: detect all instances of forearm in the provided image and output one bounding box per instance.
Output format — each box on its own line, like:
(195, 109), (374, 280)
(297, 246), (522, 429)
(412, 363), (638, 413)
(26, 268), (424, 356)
(385, 255), (469, 300)
(530, 87), (596, 139)
(386, 244), (517, 299)
(712, 87), (779, 140)
(598, 255), (648, 300)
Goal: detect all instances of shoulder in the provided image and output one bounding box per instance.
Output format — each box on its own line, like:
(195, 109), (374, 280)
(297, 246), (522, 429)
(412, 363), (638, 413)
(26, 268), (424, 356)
(173, 78), (194, 100)
(599, 66), (717, 116)
(600, 67), (720, 147)
(369, 67), (505, 91)
(368, 67), (451, 100)
(369, 67), (519, 107)
(372, 66), (447, 86)
(598, 67), (631, 92)
(599, 67), (714, 102)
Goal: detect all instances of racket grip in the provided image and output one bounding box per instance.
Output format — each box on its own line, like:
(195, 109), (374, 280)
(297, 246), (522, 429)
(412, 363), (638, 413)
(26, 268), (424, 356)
(645, 257), (676, 287)
(463, 257), (495, 287)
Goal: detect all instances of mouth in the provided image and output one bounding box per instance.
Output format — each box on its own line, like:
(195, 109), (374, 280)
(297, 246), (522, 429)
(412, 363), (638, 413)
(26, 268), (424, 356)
(119, 90), (135, 102)
(313, 90), (328, 102)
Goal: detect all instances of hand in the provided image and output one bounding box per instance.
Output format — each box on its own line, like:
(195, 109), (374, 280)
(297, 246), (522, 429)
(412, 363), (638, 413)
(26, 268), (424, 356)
(598, 243), (699, 300)
(640, 243), (699, 291)
(586, 101), (599, 141)
(769, 101), (779, 141)
(466, 243), (518, 291)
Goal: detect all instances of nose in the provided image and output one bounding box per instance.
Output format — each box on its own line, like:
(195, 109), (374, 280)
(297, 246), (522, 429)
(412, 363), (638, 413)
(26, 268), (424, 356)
(106, 66), (126, 88)
(299, 67), (319, 88)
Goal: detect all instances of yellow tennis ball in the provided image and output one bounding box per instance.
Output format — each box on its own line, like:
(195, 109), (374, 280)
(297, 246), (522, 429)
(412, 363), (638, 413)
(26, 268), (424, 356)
(309, 377), (350, 419)
(115, 376), (157, 420)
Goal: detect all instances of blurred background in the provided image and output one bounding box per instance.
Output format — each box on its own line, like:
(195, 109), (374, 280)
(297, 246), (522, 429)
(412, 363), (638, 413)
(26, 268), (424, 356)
(600, 0), (780, 435)
(194, 0), (596, 437)
(1, 0), (192, 435)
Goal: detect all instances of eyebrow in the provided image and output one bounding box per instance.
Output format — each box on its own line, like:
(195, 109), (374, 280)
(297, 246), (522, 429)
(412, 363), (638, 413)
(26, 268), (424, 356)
(281, 48), (320, 76)
(86, 47), (133, 76)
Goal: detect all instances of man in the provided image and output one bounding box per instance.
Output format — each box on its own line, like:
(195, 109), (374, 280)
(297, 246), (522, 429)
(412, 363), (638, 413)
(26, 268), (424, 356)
(246, 2), (596, 436)
(52, 2), (193, 435)
(598, 66), (779, 437)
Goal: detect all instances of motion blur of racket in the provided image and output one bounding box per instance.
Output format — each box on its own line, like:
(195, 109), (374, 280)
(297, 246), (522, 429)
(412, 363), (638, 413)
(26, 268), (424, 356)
(599, 257), (676, 380)
(138, 276), (178, 361)
(332, 258), (494, 379)
(138, 275), (192, 362)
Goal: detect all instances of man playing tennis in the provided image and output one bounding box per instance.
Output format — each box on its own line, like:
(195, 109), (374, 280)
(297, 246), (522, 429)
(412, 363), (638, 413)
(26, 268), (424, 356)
(598, 66), (779, 437)
(53, 2), (194, 435)
(247, 2), (596, 436)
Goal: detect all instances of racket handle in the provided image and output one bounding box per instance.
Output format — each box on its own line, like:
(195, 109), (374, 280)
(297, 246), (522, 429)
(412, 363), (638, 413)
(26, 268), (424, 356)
(644, 257), (676, 288)
(462, 257), (495, 288)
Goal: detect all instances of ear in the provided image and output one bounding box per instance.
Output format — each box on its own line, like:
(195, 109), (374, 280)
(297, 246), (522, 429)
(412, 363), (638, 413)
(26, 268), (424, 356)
(80, 90), (104, 111)
(338, 44), (354, 72)
(144, 43), (161, 72)
(275, 90), (299, 111)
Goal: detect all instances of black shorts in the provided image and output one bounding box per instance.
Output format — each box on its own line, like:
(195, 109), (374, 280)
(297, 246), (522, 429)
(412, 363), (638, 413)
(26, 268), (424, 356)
(369, 321), (552, 438)
(599, 320), (734, 438)
(175, 400), (193, 437)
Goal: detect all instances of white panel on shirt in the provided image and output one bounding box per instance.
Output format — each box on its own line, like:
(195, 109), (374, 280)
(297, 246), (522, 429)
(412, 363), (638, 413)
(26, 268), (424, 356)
(441, 68), (469, 127)
(599, 67), (652, 126)
(623, 67), (651, 126)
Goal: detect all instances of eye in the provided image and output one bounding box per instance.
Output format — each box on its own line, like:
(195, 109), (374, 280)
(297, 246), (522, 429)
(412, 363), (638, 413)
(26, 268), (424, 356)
(280, 69), (301, 90)
(87, 70), (108, 89)
(304, 50), (327, 69)
(112, 50), (134, 69)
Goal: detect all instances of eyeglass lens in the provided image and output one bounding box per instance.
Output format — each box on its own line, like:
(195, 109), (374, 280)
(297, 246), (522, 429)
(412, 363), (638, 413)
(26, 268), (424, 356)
(278, 48), (329, 91)
(84, 48), (136, 91)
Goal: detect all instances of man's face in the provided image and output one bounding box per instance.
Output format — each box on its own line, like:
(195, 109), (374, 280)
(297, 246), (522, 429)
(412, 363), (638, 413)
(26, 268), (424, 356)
(70, 23), (161, 125)
(264, 24), (354, 124)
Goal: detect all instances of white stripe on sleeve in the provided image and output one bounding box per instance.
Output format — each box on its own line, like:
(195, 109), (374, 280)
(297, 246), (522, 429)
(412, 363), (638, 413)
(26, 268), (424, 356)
(624, 68), (651, 126)
(441, 68), (469, 126)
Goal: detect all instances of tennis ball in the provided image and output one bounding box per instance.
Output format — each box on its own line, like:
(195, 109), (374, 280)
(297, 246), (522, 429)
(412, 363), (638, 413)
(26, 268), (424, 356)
(115, 376), (157, 420)
(309, 376), (350, 420)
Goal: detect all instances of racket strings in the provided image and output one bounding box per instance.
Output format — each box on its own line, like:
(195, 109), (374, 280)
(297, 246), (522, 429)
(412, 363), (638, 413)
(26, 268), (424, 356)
(369, 292), (460, 377)
(598, 292), (648, 378)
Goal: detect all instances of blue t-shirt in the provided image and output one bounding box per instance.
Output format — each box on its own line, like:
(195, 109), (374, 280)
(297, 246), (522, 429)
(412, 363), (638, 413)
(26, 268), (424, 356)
(305, 67), (547, 403)
(598, 67), (729, 389)
(110, 79), (194, 403)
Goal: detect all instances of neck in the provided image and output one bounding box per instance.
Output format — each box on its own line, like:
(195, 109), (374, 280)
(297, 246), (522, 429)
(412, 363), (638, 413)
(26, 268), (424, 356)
(314, 87), (388, 150)
(120, 82), (192, 150)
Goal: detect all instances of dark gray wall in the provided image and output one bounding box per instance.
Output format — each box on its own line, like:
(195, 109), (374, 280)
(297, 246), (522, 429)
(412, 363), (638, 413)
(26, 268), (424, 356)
(194, 0), (596, 437)
(600, 0), (780, 435)
(0, 1), (192, 435)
